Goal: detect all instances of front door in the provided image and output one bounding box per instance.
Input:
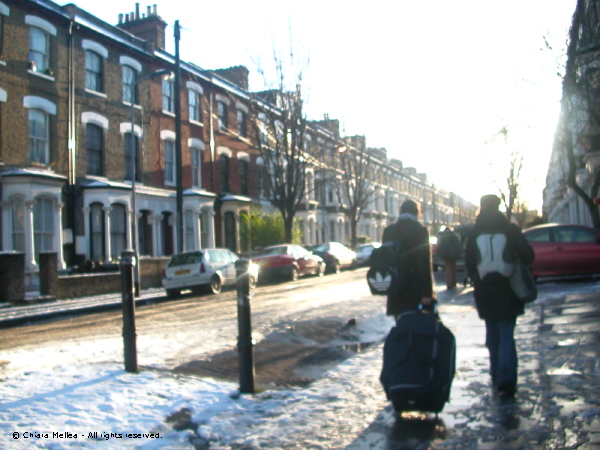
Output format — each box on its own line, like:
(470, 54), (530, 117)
(224, 211), (236, 252)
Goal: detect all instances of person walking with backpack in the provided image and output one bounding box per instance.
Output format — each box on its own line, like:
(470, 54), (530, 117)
(465, 194), (534, 399)
(381, 200), (434, 317)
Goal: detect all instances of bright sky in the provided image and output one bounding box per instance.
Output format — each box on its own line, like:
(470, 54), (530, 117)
(64, 0), (577, 212)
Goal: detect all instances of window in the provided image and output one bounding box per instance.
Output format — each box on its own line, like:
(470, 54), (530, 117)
(258, 113), (269, 145)
(275, 120), (285, 145)
(110, 204), (126, 259)
(164, 140), (175, 184)
(124, 133), (139, 181)
(191, 148), (202, 187)
(327, 184), (335, 204)
(237, 109), (247, 137)
(85, 50), (102, 92)
(10, 197), (25, 252)
(122, 65), (137, 104)
(86, 123), (103, 175)
(90, 203), (104, 261)
(525, 229), (550, 243)
(554, 227), (597, 243)
(29, 27), (49, 72)
(0, 15), (3, 60)
(307, 172), (315, 200)
(185, 210), (194, 251)
(188, 89), (201, 122)
(33, 197), (54, 260)
(239, 159), (248, 195)
(200, 209), (210, 248)
(217, 101), (228, 131)
(328, 145), (336, 165)
(162, 78), (174, 113)
(28, 109), (49, 164)
(257, 160), (265, 198)
(220, 154), (229, 192)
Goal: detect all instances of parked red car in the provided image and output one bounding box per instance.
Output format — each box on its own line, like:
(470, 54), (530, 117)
(251, 244), (326, 282)
(523, 223), (600, 278)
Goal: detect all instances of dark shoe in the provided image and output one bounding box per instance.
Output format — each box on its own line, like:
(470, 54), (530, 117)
(497, 383), (516, 399)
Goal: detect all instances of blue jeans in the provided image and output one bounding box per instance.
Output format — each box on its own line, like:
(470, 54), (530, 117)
(485, 317), (518, 389)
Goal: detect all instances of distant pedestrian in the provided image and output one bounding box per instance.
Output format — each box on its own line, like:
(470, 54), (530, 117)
(381, 200), (434, 317)
(436, 226), (463, 289)
(465, 194), (534, 399)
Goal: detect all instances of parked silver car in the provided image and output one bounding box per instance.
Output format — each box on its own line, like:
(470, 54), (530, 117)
(162, 248), (253, 297)
(310, 242), (357, 273)
(355, 242), (381, 266)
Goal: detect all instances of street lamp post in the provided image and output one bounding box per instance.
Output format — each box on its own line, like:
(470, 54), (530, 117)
(130, 69), (173, 296)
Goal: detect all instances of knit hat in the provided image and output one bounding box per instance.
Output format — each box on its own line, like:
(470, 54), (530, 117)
(480, 194), (501, 211)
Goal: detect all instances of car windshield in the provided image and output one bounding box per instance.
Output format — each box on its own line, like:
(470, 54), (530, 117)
(312, 244), (329, 252)
(169, 251), (203, 267)
(262, 246), (286, 256)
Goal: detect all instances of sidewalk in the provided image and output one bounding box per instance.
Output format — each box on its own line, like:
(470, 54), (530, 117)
(0, 287), (166, 328)
(1, 277), (599, 448)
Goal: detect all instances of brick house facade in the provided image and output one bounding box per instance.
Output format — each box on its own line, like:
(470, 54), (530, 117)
(0, 0), (476, 290)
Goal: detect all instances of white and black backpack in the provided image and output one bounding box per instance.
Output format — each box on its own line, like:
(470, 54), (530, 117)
(367, 227), (417, 296)
(475, 229), (514, 280)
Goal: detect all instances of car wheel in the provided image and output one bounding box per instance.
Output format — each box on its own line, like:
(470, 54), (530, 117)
(208, 275), (222, 294)
(290, 266), (299, 281)
(350, 259), (358, 270)
(249, 275), (257, 289)
(166, 289), (180, 299)
(317, 262), (326, 277)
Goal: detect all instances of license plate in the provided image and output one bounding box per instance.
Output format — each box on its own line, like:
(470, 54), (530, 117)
(175, 269), (190, 275)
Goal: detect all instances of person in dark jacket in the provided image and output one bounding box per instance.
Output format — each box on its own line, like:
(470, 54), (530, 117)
(436, 226), (463, 289)
(465, 194), (534, 399)
(382, 200), (434, 317)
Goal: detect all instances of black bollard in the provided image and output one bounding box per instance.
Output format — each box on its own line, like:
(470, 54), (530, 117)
(235, 258), (256, 394)
(120, 250), (138, 373)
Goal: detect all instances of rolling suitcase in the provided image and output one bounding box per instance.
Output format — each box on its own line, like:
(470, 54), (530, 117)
(380, 306), (456, 413)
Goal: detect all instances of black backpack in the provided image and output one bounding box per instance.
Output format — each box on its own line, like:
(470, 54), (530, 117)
(367, 226), (417, 296)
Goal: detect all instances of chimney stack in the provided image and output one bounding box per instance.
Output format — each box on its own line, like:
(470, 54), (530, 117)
(117, 3), (167, 50)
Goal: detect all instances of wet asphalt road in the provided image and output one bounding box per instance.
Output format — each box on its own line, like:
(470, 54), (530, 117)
(1, 271), (599, 448)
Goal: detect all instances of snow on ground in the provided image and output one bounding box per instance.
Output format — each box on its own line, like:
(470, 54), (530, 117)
(0, 311), (394, 449)
(4, 280), (598, 449)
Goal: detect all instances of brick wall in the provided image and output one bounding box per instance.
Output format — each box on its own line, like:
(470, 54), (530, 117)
(0, 253), (25, 302)
(55, 256), (169, 299)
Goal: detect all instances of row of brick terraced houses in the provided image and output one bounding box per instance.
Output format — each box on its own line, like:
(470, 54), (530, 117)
(0, 0), (476, 289)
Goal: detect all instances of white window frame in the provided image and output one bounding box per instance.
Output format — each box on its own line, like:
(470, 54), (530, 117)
(187, 81), (203, 124)
(26, 16), (56, 74)
(164, 140), (175, 185)
(33, 197), (55, 260)
(28, 109), (49, 165)
(189, 138), (205, 188)
(10, 196), (25, 252)
(162, 78), (174, 113)
(162, 130), (176, 186)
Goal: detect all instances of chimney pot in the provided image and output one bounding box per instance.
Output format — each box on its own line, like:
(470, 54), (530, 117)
(118, 13), (123, 24)
(153, 4), (157, 16)
(147, 5), (152, 16)
(135, 3), (140, 20)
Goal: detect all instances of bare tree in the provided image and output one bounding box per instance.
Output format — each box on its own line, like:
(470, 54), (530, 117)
(250, 47), (316, 242)
(485, 125), (525, 221)
(553, 0), (600, 229)
(331, 137), (379, 248)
